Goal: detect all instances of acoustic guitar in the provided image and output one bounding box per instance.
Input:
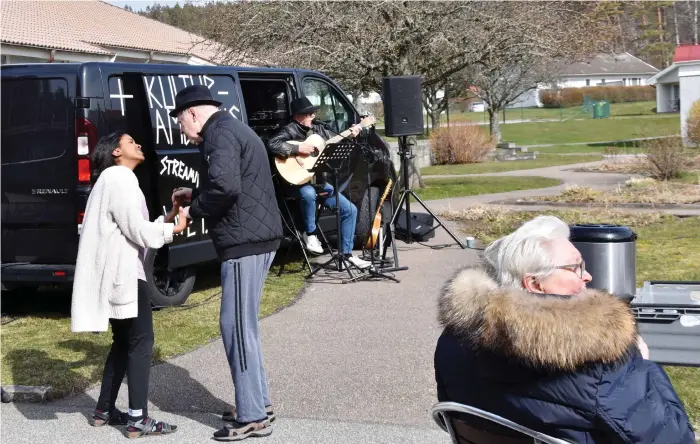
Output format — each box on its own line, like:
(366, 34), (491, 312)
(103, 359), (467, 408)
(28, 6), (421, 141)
(365, 179), (393, 249)
(275, 115), (376, 185)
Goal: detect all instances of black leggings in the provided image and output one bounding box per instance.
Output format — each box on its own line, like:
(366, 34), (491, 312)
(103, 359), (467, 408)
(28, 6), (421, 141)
(96, 280), (154, 418)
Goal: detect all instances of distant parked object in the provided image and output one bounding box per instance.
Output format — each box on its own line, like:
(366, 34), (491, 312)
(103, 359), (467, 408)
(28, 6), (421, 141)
(470, 102), (485, 112)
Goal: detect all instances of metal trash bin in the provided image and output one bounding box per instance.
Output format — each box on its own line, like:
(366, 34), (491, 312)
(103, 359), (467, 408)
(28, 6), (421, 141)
(569, 224), (637, 301)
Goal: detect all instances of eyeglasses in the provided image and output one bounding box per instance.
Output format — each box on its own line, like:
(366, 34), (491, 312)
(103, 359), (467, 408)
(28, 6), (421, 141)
(554, 260), (586, 279)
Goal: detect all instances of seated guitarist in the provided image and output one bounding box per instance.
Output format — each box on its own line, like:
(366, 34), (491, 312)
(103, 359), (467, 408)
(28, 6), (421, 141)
(267, 97), (370, 269)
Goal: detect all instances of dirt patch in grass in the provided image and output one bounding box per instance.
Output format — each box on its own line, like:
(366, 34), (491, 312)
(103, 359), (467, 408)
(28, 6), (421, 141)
(528, 178), (700, 205)
(440, 206), (700, 427)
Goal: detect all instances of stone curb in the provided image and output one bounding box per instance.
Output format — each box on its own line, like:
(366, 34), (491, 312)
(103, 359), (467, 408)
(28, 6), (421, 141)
(2, 385), (52, 403)
(492, 200), (700, 210)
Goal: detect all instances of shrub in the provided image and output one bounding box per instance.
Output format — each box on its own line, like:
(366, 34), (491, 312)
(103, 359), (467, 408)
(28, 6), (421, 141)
(430, 124), (494, 165)
(686, 99), (700, 146)
(641, 137), (686, 180)
(539, 86), (655, 108)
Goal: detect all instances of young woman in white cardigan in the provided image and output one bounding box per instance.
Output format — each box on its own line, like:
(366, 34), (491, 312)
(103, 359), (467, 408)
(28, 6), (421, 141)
(71, 131), (187, 438)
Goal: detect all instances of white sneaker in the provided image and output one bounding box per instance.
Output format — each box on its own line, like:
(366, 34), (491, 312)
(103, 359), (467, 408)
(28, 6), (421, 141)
(346, 255), (371, 269)
(302, 233), (323, 254)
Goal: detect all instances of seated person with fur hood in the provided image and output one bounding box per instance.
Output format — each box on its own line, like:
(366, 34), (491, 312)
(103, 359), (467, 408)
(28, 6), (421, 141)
(434, 215), (694, 443)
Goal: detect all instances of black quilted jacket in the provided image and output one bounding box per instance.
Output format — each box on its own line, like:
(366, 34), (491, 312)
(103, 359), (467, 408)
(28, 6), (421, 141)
(189, 111), (282, 260)
(267, 120), (334, 159)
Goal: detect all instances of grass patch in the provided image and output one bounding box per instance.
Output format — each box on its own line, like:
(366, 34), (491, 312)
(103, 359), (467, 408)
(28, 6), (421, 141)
(500, 115), (679, 146)
(0, 261), (306, 398)
(532, 179), (700, 205)
(441, 206), (700, 427)
(415, 176), (561, 201)
(421, 154), (602, 176)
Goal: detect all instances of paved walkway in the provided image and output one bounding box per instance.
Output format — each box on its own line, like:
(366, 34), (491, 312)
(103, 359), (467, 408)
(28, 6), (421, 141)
(1, 226), (476, 444)
(423, 160), (700, 216)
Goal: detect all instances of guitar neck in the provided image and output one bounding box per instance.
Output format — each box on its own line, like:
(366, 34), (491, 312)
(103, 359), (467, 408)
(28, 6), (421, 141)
(326, 129), (354, 145)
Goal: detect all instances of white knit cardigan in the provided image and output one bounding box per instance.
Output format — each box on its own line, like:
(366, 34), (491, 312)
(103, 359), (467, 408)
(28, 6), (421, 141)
(71, 165), (174, 332)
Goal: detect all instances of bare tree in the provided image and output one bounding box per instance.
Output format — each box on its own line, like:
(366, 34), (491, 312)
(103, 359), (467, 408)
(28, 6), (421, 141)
(467, 58), (557, 143)
(459, 2), (619, 141)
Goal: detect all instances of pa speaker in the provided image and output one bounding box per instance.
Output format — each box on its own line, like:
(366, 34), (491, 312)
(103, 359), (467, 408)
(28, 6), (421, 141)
(382, 76), (424, 137)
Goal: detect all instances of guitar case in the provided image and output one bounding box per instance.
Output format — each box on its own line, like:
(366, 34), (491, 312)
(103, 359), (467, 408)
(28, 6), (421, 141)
(394, 209), (436, 242)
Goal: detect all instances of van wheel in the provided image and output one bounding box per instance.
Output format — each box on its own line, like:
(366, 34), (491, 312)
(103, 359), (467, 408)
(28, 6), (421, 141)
(355, 185), (380, 249)
(145, 249), (196, 307)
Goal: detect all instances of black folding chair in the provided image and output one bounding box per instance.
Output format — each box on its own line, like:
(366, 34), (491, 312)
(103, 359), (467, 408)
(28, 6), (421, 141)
(272, 174), (313, 277)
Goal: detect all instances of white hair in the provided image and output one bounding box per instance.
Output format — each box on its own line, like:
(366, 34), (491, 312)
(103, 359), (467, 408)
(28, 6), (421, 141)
(483, 215), (570, 289)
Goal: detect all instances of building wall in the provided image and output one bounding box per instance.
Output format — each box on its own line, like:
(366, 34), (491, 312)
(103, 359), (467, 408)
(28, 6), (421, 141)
(680, 75), (700, 143)
(655, 83), (678, 113)
(559, 75), (654, 88)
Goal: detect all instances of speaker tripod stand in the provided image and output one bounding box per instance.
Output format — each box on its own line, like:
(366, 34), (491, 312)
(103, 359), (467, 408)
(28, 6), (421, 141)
(385, 136), (466, 257)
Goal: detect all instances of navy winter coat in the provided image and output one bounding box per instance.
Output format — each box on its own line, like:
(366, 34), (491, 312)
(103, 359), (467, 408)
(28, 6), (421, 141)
(434, 267), (694, 443)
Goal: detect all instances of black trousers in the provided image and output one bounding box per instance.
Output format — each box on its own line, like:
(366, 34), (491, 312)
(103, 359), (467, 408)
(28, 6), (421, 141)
(96, 280), (154, 417)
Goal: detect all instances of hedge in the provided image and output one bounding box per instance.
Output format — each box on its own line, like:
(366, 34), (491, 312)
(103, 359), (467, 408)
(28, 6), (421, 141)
(540, 86), (655, 108)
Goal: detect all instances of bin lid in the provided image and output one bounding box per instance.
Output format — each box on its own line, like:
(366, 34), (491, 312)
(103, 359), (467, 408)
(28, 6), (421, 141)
(569, 224), (637, 243)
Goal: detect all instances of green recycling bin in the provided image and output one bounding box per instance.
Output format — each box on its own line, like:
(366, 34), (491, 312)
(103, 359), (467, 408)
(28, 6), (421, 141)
(592, 100), (610, 119)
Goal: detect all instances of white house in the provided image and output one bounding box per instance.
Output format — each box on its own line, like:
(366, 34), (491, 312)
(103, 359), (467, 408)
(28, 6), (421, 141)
(509, 53), (660, 108)
(0, 0), (221, 65)
(648, 44), (700, 144)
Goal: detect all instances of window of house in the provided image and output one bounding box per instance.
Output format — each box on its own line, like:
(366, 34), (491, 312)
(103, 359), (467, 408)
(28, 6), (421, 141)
(302, 77), (353, 134)
(585, 79), (590, 86)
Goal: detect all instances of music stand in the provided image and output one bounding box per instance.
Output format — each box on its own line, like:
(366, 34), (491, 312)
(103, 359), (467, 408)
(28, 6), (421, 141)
(307, 142), (364, 280)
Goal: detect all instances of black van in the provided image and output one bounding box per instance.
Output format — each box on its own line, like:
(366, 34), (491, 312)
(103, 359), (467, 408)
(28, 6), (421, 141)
(1, 62), (395, 306)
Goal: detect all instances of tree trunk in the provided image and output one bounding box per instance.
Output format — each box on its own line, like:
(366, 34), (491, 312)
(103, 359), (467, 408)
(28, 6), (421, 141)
(673, 3), (680, 46)
(394, 136), (425, 197)
(695, 0), (699, 44)
(488, 108), (502, 143)
(429, 109), (441, 131)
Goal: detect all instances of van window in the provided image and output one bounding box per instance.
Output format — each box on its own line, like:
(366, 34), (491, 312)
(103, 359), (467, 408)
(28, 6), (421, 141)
(302, 78), (353, 134)
(239, 79), (291, 143)
(1, 78), (72, 165)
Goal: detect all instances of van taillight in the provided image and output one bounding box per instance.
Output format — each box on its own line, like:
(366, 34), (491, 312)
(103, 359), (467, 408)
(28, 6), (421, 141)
(76, 118), (97, 184)
(78, 159), (91, 183)
(78, 212), (85, 224)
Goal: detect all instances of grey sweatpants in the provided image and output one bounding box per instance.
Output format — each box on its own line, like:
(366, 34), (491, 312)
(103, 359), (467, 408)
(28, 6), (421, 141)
(220, 251), (275, 423)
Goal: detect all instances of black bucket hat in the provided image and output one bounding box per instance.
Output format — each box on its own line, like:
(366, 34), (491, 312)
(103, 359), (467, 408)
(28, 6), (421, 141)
(169, 85), (222, 117)
(290, 96), (320, 115)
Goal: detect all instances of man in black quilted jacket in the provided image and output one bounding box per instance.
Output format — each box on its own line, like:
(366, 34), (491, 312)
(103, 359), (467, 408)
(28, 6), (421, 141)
(170, 85), (282, 441)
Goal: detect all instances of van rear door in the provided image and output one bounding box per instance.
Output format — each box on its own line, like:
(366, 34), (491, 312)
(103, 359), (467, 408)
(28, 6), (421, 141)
(1, 71), (79, 268)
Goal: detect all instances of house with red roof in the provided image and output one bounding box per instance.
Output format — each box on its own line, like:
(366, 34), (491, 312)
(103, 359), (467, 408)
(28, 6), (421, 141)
(648, 44), (700, 144)
(0, 0), (222, 65)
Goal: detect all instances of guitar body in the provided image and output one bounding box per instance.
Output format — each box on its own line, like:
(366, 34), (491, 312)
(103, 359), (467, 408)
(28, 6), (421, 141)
(274, 116), (376, 186)
(274, 134), (326, 185)
(366, 179), (393, 249)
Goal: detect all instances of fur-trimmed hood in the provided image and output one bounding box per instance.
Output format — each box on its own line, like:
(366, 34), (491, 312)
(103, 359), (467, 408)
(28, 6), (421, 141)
(438, 267), (638, 371)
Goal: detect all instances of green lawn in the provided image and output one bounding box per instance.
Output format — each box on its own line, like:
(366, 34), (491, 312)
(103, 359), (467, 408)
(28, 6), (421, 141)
(421, 154), (602, 176)
(447, 208), (700, 428)
(415, 176), (561, 201)
(375, 102), (662, 128)
(500, 115), (679, 146)
(446, 101), (661, 124)
(1, 261), (306, 398)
